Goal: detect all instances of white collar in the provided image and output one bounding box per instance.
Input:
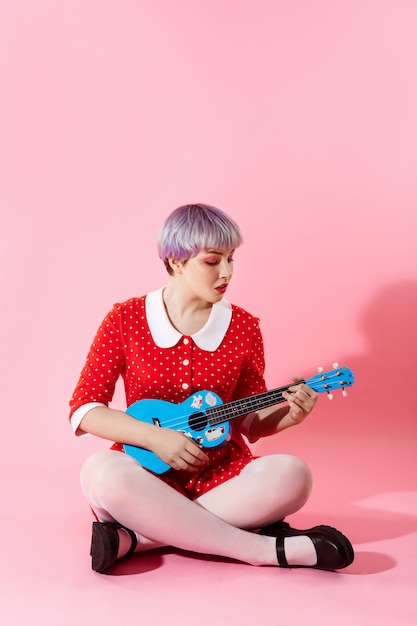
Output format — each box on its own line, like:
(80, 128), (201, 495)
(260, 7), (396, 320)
(145, 287), (232, 351)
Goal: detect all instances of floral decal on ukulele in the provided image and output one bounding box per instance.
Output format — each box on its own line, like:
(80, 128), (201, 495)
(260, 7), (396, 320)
(205, 392), (218, 407)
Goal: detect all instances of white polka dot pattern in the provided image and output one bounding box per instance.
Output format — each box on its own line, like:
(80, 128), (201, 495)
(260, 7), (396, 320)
(69, 296), (267, 415)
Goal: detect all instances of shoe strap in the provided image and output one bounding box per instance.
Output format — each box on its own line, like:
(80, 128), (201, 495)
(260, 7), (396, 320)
(122, 527), (138, 558)
(275, 536), (289, 567)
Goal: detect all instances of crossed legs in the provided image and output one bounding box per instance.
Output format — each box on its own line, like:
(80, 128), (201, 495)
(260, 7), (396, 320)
(80, 450), (314, 567)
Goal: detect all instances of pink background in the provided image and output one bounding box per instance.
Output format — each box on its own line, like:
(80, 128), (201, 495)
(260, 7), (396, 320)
(1, 1), (416, 625)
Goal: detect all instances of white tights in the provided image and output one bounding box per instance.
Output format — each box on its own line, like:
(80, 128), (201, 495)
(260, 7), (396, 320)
(80, 450), (314, 567)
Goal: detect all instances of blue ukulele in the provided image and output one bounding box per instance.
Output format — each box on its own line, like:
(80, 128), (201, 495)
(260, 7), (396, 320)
(123, 364), (354, 474)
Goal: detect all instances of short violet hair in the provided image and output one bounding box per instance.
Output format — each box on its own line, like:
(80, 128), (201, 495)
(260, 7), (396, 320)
(157, 203), (243, 273)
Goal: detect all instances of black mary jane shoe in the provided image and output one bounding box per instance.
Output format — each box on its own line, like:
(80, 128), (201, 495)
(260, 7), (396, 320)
(90, 521), (137, 573)
(259, 520), (354, 571)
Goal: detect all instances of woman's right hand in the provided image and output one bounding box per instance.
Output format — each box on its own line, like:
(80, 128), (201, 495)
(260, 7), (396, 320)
(79, 406), (210, 471)
(148, 427), (210, 472)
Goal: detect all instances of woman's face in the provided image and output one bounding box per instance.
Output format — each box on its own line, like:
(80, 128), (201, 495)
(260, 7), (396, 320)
(172, 248), (236, 304)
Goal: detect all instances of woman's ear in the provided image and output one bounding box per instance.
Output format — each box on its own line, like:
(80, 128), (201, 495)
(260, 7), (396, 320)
(167, 258), (183, 274)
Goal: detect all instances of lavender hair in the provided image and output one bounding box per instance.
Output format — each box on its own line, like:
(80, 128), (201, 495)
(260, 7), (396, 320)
(157, 204), (243, 273)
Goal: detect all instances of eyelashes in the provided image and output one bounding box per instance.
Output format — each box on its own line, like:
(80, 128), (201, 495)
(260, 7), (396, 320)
(205, 258), (234, 266)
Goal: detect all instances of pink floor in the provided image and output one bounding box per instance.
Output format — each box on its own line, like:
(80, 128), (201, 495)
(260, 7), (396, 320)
(2, 371), (416, 626)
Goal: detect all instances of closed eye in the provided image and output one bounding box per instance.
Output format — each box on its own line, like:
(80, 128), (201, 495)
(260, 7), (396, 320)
(205, 258), (234, 266)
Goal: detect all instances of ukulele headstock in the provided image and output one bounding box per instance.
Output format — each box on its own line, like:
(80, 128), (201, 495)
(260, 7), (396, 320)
(305, 364), (354, 398)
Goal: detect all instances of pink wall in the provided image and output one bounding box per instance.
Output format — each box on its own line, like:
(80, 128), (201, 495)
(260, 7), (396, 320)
(1, 0), (416, 480)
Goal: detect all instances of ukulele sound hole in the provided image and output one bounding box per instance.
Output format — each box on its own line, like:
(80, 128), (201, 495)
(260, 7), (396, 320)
(189, 412), (208, 431)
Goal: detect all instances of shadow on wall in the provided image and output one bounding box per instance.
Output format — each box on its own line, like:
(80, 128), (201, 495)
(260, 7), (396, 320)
(346, 279), (417, 427)
(321, 280), (417, 471)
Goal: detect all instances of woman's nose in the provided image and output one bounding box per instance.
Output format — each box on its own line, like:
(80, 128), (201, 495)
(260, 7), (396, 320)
(219, 260), (233, 279)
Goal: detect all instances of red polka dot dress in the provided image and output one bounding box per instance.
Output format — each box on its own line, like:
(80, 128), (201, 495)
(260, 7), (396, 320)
(69, 288), (267, 499)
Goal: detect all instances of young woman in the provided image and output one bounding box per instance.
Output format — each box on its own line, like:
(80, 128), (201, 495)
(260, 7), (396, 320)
(69, 203), (354, 573)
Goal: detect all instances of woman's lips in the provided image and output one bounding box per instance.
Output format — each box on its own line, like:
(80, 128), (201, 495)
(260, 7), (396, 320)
(215, 284), (228, 294)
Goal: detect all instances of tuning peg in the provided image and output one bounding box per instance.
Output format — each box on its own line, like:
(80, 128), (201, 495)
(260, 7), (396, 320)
(318, 366), (324, 373)
(332, 362), (339, 369)
(342, 389), (348, 397)
(327, 392), (334, 400)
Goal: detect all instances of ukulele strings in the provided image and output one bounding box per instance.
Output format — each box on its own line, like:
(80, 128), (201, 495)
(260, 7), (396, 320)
(145, 383), (295, 432)
(143, 369), (348, 432)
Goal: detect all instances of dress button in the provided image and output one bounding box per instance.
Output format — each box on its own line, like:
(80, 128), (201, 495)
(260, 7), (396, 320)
(183, 338), (189, 345)
(182, 382), (189, 390)
(183, 359), (189, 366)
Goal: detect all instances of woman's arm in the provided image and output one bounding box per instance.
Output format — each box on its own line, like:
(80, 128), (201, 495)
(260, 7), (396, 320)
(79, 406), (209, 471)
(240, 379), (318, 443)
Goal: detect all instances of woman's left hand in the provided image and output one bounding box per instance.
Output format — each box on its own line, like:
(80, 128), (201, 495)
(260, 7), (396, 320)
(282, 376), (318, 424)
